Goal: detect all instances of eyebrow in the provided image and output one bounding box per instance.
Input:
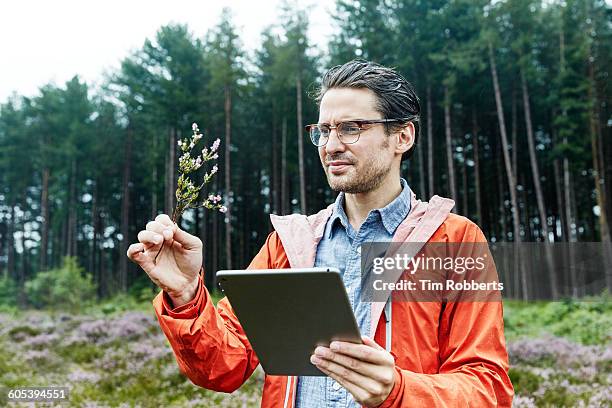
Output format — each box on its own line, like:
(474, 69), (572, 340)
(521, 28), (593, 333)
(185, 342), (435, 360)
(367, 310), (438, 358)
(317, 118), (370, 125)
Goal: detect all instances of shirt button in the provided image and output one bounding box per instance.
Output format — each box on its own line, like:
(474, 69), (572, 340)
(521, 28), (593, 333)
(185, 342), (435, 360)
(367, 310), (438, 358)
(356, 246), (361, 254)
(332, 381), (341, 390)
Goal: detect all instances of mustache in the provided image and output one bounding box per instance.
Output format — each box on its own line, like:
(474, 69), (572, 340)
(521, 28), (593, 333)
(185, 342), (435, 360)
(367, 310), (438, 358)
(325, 155), (355, 164)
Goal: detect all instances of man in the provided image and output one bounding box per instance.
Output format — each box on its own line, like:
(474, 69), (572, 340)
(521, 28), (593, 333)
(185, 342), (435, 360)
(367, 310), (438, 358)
(127, 59), (514, 407)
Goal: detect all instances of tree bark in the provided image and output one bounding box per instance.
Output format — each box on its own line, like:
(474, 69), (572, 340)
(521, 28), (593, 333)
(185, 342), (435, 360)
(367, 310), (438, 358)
(67, 158), (77, 257)
(151, 132), (158, 220)
(166, 127), (176, 214)
(39, 166), (50, 271)
(587, 51), (612, 291)
(281, 116), (288, 214)
(119, 127), (132, 292)
(224, 84), (233, 269)
(296, 73), (307, 214)
(444, 85), (457, 207)
(272, 103), (280, 214)
(521, 67), (559, 298)
(91, 178), (100, 298)
(417, 132), (426, 200)
(488, 41), (525, 300)
(472, 109), (482, 225)
(511, 88), (518, 185)
(7, 197), (15, 280)
(427, 83), (434, 198)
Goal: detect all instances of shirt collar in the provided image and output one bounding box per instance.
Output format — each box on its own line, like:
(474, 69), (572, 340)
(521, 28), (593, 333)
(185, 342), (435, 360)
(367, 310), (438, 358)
(326, 178), (412, 239)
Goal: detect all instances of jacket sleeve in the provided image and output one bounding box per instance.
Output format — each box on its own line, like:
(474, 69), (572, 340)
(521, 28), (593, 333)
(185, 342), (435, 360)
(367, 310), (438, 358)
(378, 220), (514, 408)
(152, 231), (282, 393)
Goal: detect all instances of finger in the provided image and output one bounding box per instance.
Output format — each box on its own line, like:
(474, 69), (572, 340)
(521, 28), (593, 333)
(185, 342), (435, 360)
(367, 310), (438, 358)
(315, 365), (368, 400)
(313, 347), (384, 381)
(312, 355), (379, 401)
(169, 223), (201, 250)
(138, 230), (164, 247)
(155, 213), (173, 227)
(329, 341), (391, 365)
(127, 242), (144, 261)
(146, 221), (167, 234)
(151, 217), (200, 251)
(126, 243), (154, 272)
(362, 336), (385, 351)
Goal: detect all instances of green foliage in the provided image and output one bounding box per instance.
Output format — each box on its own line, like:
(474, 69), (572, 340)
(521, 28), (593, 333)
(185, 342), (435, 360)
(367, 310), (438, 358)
(0, 275), (17, 307)
(509, 367), (542, 394)
(58, 343), (105, 364)
(24, 256), (96, 311)
(504, 294), (612, 345)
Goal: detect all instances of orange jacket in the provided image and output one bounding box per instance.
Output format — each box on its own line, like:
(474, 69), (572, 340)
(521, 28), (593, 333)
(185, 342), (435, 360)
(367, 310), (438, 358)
(153, 193), (514, 407)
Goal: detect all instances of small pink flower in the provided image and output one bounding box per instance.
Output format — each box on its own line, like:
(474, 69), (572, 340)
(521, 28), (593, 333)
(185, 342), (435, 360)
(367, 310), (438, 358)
(192, 123), (199, 131)
(212, 153), (219, 160)
(219, 206), (227, 213)
(211, 138), (221, 152)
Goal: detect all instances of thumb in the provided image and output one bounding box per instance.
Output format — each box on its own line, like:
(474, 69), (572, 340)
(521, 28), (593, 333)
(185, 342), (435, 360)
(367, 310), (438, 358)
(361, 336), (384, 350)
(169, 223), (201, 250)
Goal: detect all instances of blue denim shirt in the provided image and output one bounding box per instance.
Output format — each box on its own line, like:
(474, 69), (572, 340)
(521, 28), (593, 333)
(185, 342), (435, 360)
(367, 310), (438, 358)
(295, 178), (412, 408)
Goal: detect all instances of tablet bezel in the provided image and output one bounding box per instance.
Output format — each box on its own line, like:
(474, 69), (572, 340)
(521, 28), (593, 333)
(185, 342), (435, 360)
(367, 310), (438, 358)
(216, 267), (363, 376)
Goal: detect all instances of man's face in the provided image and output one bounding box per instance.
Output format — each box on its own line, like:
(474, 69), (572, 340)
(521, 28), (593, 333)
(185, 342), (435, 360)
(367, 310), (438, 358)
(318, 88), (396, 194)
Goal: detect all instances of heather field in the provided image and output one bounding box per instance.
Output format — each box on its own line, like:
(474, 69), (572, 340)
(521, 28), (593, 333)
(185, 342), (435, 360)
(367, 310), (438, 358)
(0, 295), (610, 407)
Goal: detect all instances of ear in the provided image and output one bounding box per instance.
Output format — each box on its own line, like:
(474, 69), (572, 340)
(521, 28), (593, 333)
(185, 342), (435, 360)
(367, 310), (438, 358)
(395, 122), (415, 156)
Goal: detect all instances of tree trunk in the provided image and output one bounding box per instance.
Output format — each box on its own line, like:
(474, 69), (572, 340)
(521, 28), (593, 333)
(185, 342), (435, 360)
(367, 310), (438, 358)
(472, 109), (482, 225)
(272, 104), (280, 214)
(281, 116), (288, 214)
(553, 158), (565, 241)
(67, 158), (77, 257)
(296, 73), (307, 214)
(210, 175), (219, 292)
(17, 221), (26, 307)
(119, 127), (132, 292)
(511, 88), (518, 185)
(7, 197), (15, 280)
(444, 85), (457, 206)
(427, 83), (434, 198)
(0, 218), (5, 279)
(224, 84), (233, 270)
(417, 133), (426, 200)
(521, 67), (559, 299)
(91, 179), (100, 298)
(98, 210), (106, 297)
(489, 41), (525, 300)
(166, 127), (176, 214)
(587, 53), (612, 292)
(151, 134), (158, 220)
(40, 166), (50, 271)
(461, 139), (468, 217)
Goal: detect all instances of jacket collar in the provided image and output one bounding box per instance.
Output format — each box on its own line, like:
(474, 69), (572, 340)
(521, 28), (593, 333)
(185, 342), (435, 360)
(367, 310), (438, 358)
(270, 191), (455, 335)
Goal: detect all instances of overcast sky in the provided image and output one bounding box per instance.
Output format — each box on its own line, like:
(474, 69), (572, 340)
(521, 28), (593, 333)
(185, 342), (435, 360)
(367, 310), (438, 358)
(0, 0), (336, 103)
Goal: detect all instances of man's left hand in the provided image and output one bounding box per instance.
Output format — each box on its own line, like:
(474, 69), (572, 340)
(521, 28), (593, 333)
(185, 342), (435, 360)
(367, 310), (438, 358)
(310, 336), (396, 407)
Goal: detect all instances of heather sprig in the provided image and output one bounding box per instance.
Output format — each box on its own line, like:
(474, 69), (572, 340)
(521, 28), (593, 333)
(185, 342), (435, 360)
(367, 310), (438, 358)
(154, 122), (225, 264)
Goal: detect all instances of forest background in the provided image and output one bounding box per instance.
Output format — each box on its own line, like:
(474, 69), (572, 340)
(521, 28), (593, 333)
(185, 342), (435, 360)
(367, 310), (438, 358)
(0, 1), (610, 406)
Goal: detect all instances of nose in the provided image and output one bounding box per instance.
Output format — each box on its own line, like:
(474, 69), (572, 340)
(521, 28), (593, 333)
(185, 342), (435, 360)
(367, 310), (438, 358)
(324, 128), (345, 155)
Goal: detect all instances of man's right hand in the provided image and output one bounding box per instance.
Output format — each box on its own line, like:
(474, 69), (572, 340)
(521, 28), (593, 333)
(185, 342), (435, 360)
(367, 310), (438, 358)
(127, 214), (203, 307)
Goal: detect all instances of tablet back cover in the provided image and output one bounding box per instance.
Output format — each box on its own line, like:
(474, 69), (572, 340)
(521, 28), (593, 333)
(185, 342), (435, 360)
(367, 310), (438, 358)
(217, 268), (362, 376)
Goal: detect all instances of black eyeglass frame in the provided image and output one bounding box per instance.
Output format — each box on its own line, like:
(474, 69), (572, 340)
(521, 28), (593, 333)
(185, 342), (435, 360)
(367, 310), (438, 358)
(304, 116), (418, 147)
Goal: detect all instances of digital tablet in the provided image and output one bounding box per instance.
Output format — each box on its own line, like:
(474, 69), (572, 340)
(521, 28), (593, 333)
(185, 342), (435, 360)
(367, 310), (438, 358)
(216, 268), (362, 376)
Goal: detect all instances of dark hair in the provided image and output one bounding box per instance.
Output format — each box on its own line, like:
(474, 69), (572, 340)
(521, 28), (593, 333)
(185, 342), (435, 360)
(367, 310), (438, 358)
(315, 59), (420, 161)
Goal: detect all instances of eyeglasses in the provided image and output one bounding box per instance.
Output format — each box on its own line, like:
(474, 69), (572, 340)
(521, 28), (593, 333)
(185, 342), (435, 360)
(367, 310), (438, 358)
(305, 116), (418, 147)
